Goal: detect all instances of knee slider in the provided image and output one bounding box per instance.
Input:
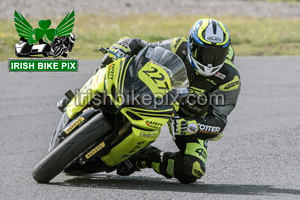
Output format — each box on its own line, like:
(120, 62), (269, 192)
(174, 154), (206, 184)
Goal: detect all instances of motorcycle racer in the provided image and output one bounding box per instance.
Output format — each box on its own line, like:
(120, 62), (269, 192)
(48, 33), (76, 58)
(102, 19), (240, 184)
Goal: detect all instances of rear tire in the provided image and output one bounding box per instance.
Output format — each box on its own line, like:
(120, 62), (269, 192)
(32, 112), (112, 183)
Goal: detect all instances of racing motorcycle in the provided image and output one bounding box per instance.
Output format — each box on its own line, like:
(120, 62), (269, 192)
(32, 46), (189, 183)
(48, 34), (76, 58)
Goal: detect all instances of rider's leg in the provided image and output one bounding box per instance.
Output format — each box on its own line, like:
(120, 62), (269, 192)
(117, 135), (208, 184)
(153, 135), (207, 184)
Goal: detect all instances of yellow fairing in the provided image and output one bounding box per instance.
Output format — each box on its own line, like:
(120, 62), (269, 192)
(121, 107), (172, 130)
(102, 65), (173, 166)
(65, 68), (106, 119)
(105, 58), (130, 108)
(101, 126), (160, 166)
(138, 61), (172, 98)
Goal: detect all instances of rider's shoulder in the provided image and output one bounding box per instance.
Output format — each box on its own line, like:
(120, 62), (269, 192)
(218, 61), (240, 82)
(214, 58), (240, 92)
(170, 37), (188, 53)
(217, 45), (239, 79)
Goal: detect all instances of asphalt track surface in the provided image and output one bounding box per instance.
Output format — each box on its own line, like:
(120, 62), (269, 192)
(1, 57), (300, 200)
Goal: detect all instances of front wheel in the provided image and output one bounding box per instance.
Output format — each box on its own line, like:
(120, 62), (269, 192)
(32, 112), (112, 183)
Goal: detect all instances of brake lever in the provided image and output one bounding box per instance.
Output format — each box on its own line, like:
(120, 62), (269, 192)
(99, 47), (108, 54)
(99, 47), (122, 59)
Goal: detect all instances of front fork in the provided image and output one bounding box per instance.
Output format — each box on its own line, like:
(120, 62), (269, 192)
(48, 107), (99, 152)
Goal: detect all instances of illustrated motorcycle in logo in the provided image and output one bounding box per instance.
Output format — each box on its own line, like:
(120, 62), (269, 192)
(14, 10), (75, 57)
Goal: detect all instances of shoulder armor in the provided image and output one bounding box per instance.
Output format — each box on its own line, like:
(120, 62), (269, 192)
(219, 75), (240, 92)
(171, 37), (187, 53)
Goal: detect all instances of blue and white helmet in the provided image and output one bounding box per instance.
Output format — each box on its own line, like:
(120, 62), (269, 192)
(188, 19), (231, 76)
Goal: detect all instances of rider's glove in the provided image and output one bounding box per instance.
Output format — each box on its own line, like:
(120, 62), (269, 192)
(168, 116), (199, 136)
(108, 37), (131, 61)
(108, 37), (148, 61)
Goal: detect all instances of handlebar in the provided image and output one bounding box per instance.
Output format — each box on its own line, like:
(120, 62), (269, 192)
(99, 47), (122, 59)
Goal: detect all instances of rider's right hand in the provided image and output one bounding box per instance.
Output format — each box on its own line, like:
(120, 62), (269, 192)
(108, 37), (148, 61)
(108, 37), (132, 61)
(98, 37), (148, 69)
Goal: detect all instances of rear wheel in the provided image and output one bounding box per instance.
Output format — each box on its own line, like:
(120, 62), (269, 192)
(32, 112), (112, 183)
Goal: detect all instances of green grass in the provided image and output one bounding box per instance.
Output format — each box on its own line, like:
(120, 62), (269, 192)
(1, 14), (300, 61)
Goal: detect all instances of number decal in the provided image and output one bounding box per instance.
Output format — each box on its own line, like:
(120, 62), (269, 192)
(138, 63), (172, 97)
(143, 67), (170, 90)
(195, 148), (207, 159)
(143, 67), (158, 76)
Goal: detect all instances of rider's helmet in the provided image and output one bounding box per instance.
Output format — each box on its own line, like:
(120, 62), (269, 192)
(68, 33), (76, 43)
(187, 19), (231, 76)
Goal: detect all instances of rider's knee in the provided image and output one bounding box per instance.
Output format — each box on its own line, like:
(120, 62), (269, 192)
(160, 152), (206, 184)
(174, 153), (206, 184)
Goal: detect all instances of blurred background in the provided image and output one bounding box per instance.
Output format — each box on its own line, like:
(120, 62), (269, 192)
(1, 0), (300, 60)
(1, 2), (300, 199)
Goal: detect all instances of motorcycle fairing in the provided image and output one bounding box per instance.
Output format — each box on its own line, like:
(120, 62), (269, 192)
(121, 107), (173, 130)
(66, 67), (106, 119)
(101, 126), (161, 166)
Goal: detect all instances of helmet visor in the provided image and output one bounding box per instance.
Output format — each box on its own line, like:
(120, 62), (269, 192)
(192, 45), (228, 67)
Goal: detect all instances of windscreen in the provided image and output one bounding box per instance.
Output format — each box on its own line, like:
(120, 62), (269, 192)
(150, 47), (189, 92)
(119, 46), (189, 109)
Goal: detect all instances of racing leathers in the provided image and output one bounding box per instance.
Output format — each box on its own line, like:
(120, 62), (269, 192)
(103, 37), (241, 184)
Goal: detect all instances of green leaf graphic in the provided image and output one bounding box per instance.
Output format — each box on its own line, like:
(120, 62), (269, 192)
(46, 29), (56, 42)
(14, 10), (75, 44)
(39, 20), (51, 30)
(33, 28), (45, 41)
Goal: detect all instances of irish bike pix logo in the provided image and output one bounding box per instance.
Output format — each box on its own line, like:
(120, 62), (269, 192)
(9, 10), (78, 72)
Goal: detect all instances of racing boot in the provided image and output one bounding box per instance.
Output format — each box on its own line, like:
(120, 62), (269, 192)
(117, 145), (162, 176)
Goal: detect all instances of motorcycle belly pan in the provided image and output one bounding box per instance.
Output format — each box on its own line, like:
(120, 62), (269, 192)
(101, 127), (160, 166)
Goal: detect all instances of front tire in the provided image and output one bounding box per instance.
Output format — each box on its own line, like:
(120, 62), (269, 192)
(32, 112), (112, 183)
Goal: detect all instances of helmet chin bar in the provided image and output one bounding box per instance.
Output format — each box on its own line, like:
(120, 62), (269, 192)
(188, 53), (223, 77)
